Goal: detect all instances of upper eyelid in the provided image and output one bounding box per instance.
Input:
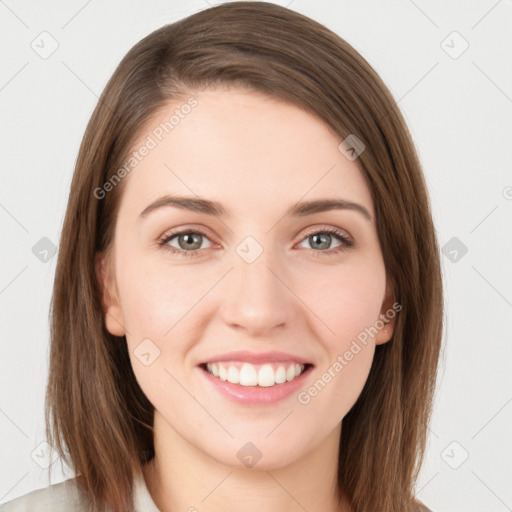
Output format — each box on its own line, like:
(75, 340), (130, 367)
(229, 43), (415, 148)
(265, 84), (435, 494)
(159, 225), (218, 245)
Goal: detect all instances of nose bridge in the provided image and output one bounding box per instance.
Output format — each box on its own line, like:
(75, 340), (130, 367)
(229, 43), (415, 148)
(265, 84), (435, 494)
(220, 235), (292, 334)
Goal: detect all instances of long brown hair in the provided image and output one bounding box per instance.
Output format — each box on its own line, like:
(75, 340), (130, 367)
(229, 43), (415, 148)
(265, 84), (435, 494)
(45, 2), (443, 511)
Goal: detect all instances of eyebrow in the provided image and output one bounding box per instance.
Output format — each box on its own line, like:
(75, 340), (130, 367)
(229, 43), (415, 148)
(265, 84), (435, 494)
(138, 195), (373, 222)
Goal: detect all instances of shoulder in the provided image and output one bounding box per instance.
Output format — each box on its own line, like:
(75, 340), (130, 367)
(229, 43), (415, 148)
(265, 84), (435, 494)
(415, 499), (434, 512)
(0, 477), (94, 512)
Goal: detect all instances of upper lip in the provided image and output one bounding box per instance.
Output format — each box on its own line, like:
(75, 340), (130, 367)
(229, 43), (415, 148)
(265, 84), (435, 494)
(198, 350), (313, 366)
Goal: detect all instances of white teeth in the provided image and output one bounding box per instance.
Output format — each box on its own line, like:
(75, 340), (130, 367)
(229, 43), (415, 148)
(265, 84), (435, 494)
(258, 364), (275, 387)
(227, 365), (239, 384)
(205, 362), (306, 387)
(239, 363), (258, 386)
(275, 366), (287, 384)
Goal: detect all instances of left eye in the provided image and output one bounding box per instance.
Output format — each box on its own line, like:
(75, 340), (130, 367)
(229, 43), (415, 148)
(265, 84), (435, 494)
(298, 231), (344, 251)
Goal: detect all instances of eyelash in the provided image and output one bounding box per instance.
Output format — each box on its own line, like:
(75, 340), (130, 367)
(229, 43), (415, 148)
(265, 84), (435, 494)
(157, 226), (354, 259)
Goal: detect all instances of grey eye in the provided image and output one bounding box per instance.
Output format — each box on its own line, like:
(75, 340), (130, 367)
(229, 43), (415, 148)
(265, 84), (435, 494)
(168, 232), (211, 251)
(298, 233), (342, 251)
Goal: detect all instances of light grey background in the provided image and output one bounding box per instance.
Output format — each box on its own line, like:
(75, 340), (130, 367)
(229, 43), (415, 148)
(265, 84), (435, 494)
(1, 1), (511, 511)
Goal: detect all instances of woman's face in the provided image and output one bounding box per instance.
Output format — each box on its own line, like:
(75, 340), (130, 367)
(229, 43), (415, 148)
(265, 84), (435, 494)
(97, 87), (396, 469)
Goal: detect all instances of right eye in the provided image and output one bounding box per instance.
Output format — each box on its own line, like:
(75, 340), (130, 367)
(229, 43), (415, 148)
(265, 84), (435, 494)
(158, 229), (214, 258)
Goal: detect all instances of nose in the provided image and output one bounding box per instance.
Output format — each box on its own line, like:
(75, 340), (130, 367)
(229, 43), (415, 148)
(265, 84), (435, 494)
(219, 246), (297, 337)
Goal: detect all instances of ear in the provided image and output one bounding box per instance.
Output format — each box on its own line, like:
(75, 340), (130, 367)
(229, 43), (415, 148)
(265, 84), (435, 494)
(95, 251), (126, 337)
(374, 278), (399, 346)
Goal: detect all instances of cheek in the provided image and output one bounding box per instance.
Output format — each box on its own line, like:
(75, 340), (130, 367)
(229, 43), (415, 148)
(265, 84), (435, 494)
(116, 253), (209, 336)
(292, 263), (384, 411)
(297, 340), (375, 436)
(296, 260), (386, 345)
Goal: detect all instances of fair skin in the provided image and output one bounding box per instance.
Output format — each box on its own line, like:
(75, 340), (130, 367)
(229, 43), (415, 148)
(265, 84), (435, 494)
(97, 87), (396, 512)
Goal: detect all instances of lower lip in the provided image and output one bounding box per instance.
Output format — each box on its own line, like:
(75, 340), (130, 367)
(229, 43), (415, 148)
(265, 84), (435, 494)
(198, 365), (314, 405)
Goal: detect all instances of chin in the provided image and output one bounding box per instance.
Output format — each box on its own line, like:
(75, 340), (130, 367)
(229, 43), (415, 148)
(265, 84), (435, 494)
(202, 435), (306, 471)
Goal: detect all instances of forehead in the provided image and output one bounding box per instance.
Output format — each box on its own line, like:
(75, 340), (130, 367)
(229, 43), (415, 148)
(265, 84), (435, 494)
(118, 88), (374, 220)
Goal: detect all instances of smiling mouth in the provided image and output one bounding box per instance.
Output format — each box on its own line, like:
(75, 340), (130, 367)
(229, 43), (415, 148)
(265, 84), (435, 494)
(199, 362), (313, 387)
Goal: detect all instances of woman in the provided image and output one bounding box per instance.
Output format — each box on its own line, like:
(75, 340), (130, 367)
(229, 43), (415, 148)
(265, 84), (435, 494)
(0, 2), (442, 511)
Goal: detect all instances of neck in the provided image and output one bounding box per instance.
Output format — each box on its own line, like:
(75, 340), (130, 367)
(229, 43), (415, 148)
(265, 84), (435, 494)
(142, 411), (351, 512)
